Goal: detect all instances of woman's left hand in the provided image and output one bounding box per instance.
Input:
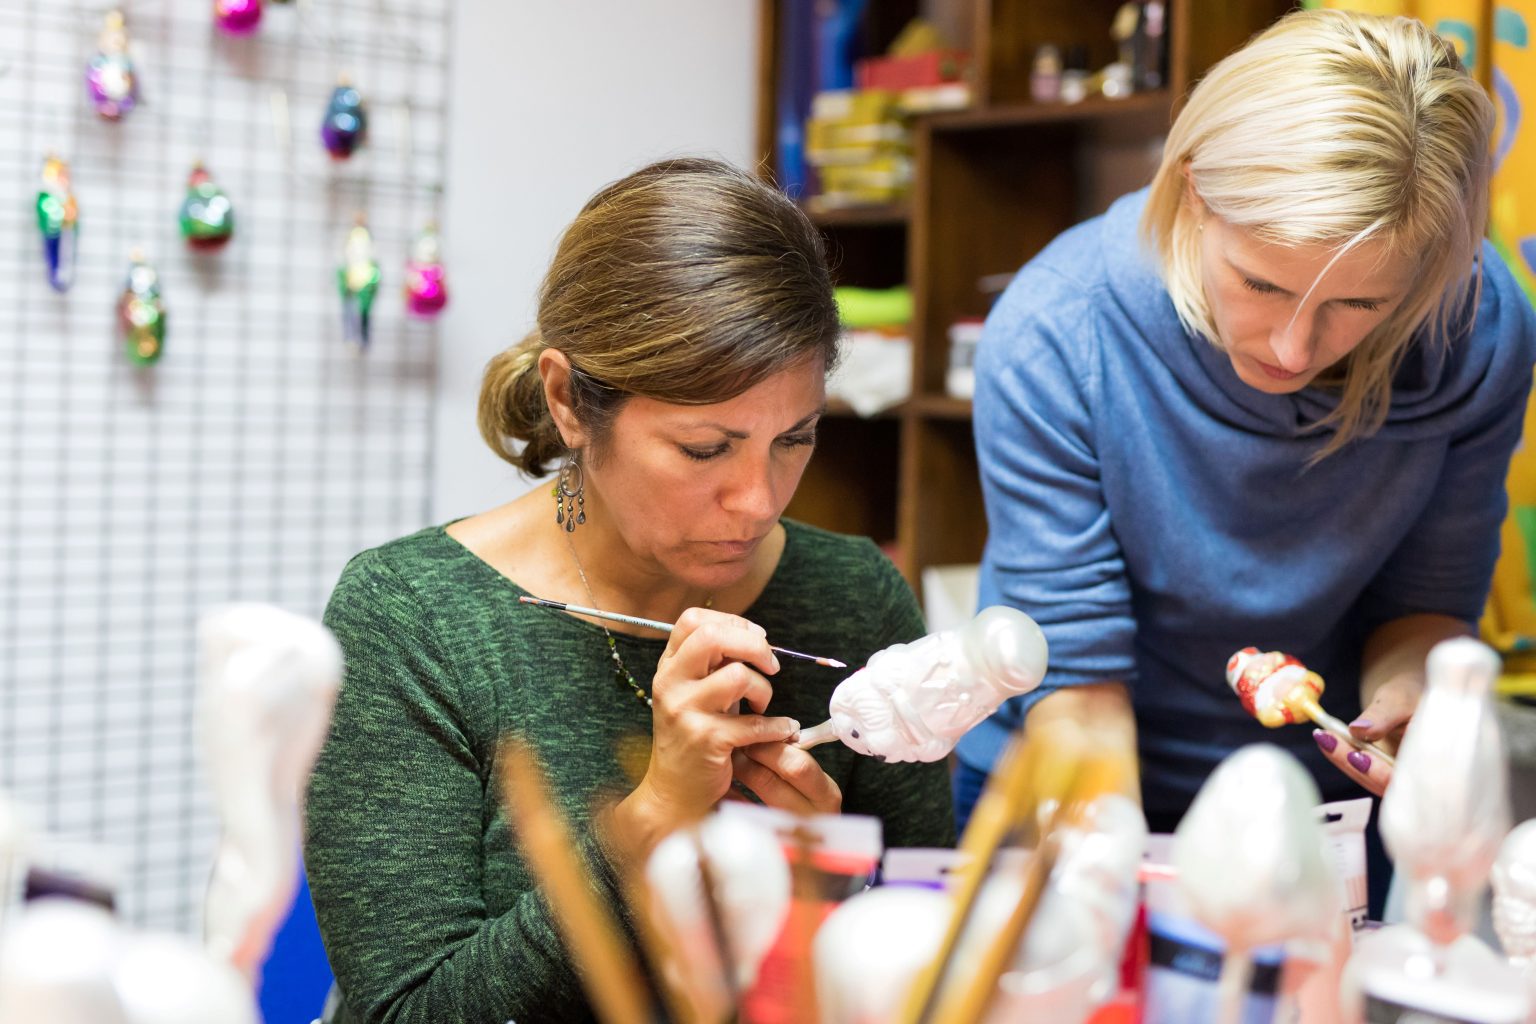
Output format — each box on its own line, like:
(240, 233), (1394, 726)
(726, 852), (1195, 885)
(731, 742), (842, 815)
(1312, 676), (1419, 797)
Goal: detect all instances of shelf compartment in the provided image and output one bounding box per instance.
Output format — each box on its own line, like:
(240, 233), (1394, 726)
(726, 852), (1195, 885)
(925, 91), (1172, 133)
(909, 395), (974, 419)
(900, 415), (987, 588)
(807, 202), (912, 227)
(787, 415), (901, 545)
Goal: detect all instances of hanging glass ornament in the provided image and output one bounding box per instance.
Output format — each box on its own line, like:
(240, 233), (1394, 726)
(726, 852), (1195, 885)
(179, 163), (235, 250)
(337, 218), (381, 348)
(119, 251), (166, 366)
(213, 0), (262, 34)
(320, 80), (367, 160)
(403, 224), (448, 318)
(86, 10), (139, 121)
(36, 155), (80, 293)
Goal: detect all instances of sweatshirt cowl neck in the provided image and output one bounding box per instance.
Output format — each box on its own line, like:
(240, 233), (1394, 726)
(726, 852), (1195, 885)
(1095, 188), (1514, 446)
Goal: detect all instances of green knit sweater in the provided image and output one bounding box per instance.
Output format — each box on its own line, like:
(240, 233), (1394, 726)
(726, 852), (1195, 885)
(304, 519), (955, 1024)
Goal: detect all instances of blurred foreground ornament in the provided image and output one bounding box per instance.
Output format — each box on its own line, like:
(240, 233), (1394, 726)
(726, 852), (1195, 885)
(86, 10), (139, 121)
(403, 224), (448, 317)
(118, 250), (166, 366)
(337, 218), (380, 348)
(213, 0), (262, 35)
(1173, 744), (1336, 1024)
(36, 155), (79, 292)
(179, 163), (235, 250)
(320, 80), (367, 160)
(0, 900), (260, 1024)
(646, 811), (791, 1019)
(1493, 819), (1536, 978)
(1341, 638), (1529, 1024)
(199, 604), (342, 980)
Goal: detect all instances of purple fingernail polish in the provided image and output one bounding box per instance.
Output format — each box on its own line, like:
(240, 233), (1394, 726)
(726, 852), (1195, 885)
(1350, 718), (1373, 731)
(1313, 730), (1337, 754)
(1347, 750), (1371, 774)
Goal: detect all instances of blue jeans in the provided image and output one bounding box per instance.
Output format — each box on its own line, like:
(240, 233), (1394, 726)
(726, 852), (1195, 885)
(951, 759), (988, 836)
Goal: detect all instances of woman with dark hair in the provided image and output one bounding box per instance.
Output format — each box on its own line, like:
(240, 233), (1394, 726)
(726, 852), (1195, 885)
(304, 158), (953, 1023)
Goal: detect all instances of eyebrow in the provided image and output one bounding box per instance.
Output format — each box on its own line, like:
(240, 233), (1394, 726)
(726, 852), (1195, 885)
(689, 405), (825, 440)
(1228, 258), (1396, 306)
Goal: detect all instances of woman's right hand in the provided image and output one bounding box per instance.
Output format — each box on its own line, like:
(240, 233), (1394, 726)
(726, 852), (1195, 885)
(608, 608), (799, 860)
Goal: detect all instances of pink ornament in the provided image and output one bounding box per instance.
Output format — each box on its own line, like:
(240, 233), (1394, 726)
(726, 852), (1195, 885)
(213, 0), (262, 35)
(403, 225), (449, 318)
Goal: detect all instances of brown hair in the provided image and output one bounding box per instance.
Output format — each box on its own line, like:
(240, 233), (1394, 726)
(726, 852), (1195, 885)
(478, 157), (841, 476)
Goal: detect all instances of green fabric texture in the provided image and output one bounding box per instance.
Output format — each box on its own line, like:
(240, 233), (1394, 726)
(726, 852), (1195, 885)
(304, 518), (955, 1024)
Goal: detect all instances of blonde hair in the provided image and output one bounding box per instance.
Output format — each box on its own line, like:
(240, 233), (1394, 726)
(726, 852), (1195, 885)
(1142, 8), (1494, 455)
(479, 158), (840, 476)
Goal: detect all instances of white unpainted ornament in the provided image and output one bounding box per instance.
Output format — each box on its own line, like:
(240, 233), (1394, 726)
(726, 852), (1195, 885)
(199, 603), (343, 979)
(797, 605), (1047, 763)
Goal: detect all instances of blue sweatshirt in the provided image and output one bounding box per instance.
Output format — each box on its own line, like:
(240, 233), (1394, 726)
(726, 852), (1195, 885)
(961, 188), (1536, 825)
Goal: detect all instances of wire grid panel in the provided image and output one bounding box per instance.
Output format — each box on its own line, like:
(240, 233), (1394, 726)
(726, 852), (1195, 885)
(0, 0), (452, 933)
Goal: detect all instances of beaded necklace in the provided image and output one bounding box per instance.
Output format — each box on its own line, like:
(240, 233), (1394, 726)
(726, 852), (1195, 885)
(565, 532), (711, 707)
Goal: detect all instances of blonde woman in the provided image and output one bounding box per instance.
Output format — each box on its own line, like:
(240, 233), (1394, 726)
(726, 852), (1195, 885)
(960, 9), (1536, 915)
(305, 158), (953, 1024)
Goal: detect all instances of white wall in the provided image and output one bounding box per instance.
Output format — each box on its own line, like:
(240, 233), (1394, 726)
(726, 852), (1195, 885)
(436, 1), (761, 520)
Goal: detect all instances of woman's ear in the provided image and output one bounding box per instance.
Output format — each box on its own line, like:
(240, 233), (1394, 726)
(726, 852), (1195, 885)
(537, 347), (586, 450)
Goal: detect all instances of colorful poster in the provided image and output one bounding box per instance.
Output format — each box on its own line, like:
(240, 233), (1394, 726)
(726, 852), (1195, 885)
(1492, 4), (1536, 305)
(1311, 0), (1413, 15)
(1486, 4), (1536, 684)
(1420, 0), (1488, 77)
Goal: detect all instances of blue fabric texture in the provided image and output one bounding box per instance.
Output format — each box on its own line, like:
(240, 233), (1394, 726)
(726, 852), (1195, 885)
(960, 188), (1536, 824)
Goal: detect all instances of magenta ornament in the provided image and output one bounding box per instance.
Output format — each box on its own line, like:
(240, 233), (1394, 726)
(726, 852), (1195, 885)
(213, 0), (262, 35)
(403, 225), (448, 318)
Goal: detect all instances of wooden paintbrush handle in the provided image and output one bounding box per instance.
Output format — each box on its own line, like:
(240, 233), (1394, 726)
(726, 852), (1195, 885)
(1298, 696), (1396, 767)
(499, 739), (653, 1024)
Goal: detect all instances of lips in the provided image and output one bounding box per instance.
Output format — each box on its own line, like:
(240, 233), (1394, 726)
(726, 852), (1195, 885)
(1255, 359), (1303, 381)
(706, 537), (762, 555)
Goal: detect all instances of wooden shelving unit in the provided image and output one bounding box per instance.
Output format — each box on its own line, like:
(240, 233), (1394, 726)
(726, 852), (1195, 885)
(764, 0), (1293, 590)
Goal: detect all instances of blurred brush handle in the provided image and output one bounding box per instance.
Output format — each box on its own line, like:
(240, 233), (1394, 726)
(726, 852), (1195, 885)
(1305, 699), (1395, 767)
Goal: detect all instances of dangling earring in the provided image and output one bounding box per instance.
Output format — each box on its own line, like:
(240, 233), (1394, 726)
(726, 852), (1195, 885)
(554, 454), (586, 532)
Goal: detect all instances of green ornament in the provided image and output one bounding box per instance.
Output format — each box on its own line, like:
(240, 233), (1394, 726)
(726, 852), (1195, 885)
(119, 251), (166, 366)
(179, 163), (234, 250)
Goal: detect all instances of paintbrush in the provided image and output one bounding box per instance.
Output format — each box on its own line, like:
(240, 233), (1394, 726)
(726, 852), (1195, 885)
(498, 737), (655, 1024)
(899, 720), (1112, 1024)
(896, 730), (1039, 1024)
(602, 800), (712, 1024)
(519, 594), (847, 669)
(928, 752), (1125, 1024)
